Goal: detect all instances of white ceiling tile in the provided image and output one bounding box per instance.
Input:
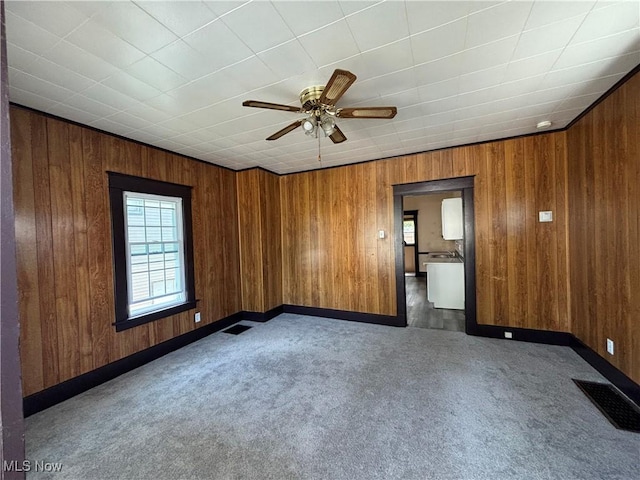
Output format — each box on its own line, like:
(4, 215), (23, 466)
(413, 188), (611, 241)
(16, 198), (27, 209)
(540, 54), (634, 90)
(135, 1), (220, 37)
(503, 51), (562, 82)
(91, 2), (178, 54)
(48, 103), (101, 125)
(201, 0), (248, 18)
(168, 70), (245, 111)
(405, 1), (472, 35)
(273, 1), (345, 37)
(338, 1), (380, 17)
(65, 19), (146, 69)
(410, 18), (468, 65)
(572, 1), (640, 44)
(87, 117), (137, 137)
(555, 92), (603, 112)
(513, 14), (587, 61)
(5, 11), (61, 56)
(379, 88), (421, 109)
(461, 35), (520, 73)
(102, 71), (163, 102)
(497, 75), (546, 98)
(6, 1), (90, 37)
(105, 111), (155, 131)
(298, 19), (361, 67)
(6, 43), (39, 72)
(8, 68), (75, 103)
(414, 53), (465, 85)
(359, 68), (418, 97)
(125, 56), (188, 93)
(465, 1), (533, 47)
(357, 39), (414, 80)
(524, 0), (596, 30)
(151, 41), (216, 81)
(41, 40), (118, 83)
(82, 83), (142, 112)
(27, 57), (95, 93)
(221, 2), (295, 53)
(9, 86), (57, 111)
(459, 64), (507, 93)
(223, 56), (280, 92)
(258, 40), (318, 78)
(417, 78), (460, 103)
(345, 1), (409, 51)
(556, 28), (640, 70)
(63, 94), (120, 118)
(182, 19), (253, 70)
(122, 103), (173, 125)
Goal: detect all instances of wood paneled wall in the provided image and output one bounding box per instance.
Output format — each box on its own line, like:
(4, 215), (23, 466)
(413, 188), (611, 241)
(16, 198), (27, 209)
(567, 71), (640, 384)
(237, 168), (282, 312)
(281, 134), (570, 332)
(12, 107), (242, 396)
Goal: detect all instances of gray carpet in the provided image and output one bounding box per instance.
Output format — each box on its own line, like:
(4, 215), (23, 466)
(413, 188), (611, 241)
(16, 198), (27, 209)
(26, 314), (640, 480)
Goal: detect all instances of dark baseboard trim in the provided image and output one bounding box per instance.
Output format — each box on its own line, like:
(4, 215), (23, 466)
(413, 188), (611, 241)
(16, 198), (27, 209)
(23, 311), (244, 417)
(571, 339), (640, 407)
(282, 304), (403, 327)
(468, 324), (576, 346)
(241, 305), (283, 322)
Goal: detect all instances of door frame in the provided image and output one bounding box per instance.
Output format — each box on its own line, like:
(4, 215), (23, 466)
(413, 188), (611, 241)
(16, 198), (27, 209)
(393, 176), (476, 332)
(402, 210), (419, 275)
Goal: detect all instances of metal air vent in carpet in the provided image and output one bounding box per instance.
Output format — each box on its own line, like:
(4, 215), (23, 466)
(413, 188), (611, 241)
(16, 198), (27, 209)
(573, 379), (640, 433)
(223, 324), (252, 335)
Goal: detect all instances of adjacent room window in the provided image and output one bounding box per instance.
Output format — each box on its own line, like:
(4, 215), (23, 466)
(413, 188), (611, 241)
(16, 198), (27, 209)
(109, 173), (196, 331)
(403, 219), (416, 245)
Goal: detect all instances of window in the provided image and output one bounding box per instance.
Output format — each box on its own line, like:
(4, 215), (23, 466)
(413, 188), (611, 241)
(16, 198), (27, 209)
(109, 173), (196, 331)
(403, 219), (416, 245)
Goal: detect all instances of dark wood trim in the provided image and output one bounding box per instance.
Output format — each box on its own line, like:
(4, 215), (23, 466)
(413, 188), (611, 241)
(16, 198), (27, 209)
(566, 63), (640, 130)
(282, 305), (402, 327)
(393, 177), (476, 330)
(23, 312), (246, 417)
(403, 209), (419, 274)
(241, 305), (284, 322)
(108, 172), (197, 331)
(1, 2), (26, 474)
(9, 103), (237, 173)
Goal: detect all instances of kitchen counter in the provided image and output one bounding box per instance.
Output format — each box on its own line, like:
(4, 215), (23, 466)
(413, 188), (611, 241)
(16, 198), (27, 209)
(423, 257), (463, 265)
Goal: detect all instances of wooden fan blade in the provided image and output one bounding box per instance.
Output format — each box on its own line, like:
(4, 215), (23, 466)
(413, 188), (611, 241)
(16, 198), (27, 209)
(329, 125), (347, 144)
(266, 120), (303, 141)
(243, 100), (302, 113)
(318, 69), (357, 106)
(337, 107), (398, 119)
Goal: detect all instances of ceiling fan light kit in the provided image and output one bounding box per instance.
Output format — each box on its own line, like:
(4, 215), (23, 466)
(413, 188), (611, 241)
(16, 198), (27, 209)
(242, 69), (397, 145)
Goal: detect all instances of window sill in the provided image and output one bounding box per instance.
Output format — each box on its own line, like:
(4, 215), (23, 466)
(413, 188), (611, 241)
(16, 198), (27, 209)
(114, 300), (198, 332)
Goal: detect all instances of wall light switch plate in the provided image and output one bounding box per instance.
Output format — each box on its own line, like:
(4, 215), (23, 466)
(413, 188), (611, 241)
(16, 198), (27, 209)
(606, 338), (614, 355)
(539, 211), (553, 222)
(378, 230), (385, 239)
(195, 312), (201, 323)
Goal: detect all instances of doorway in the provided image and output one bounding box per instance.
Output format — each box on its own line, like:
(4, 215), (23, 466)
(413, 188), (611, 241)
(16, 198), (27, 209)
(393, 177), (477, 333)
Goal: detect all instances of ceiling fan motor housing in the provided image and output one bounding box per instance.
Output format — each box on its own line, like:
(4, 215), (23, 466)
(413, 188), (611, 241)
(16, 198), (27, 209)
(299, 86), (325, 111)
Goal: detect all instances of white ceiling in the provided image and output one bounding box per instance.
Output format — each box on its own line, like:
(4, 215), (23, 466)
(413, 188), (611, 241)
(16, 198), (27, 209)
(5, 1), (640, 174)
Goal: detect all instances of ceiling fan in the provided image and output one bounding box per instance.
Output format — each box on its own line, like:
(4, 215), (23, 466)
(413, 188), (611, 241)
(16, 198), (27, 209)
(242, 69), (397, 144)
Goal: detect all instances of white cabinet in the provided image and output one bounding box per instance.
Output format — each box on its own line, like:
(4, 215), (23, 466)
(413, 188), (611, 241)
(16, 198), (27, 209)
(427, 262), (465, 310)
(442, 197), (463, 240)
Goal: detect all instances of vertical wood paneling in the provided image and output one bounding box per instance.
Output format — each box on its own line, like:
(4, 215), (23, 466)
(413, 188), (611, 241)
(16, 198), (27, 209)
(237, 168), (282, 312)
(281, 132), (570, 330)
(568, 71), (640, 384)
(12, 107), (242, 396)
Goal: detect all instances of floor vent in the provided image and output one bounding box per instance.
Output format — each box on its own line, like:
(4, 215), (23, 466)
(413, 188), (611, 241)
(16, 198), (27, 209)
(223, 324), (252, 335)
(573, 379), (640, 433)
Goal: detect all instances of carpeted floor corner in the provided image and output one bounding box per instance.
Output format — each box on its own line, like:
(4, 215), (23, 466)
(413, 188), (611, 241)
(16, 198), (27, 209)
(26, 314), (640, 479)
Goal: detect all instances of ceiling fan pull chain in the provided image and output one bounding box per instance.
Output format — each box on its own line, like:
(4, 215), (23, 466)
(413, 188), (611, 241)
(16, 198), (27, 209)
(318, 132), (321, 163)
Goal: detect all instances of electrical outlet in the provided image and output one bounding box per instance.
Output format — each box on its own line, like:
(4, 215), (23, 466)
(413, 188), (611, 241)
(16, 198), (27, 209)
(195, 312), (201, 323)
(504, 331), (513, 339)
(606, 338), (614, 355)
